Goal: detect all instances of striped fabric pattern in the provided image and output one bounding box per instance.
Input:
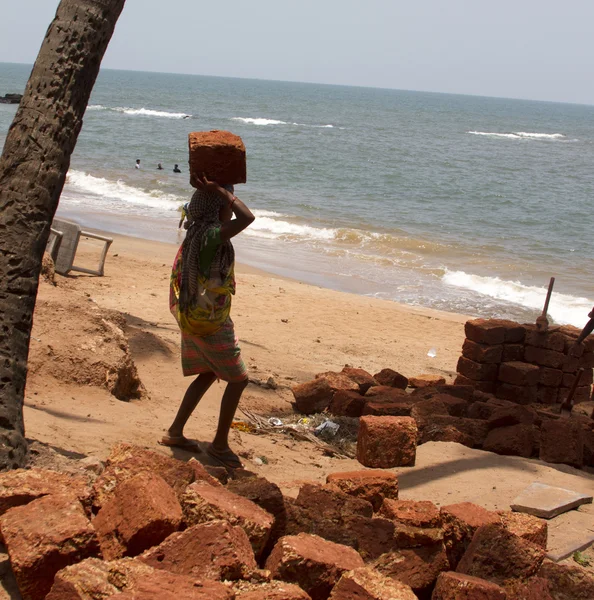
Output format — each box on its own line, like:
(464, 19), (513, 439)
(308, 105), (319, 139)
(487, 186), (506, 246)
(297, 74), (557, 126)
(181, 318), (247, 382)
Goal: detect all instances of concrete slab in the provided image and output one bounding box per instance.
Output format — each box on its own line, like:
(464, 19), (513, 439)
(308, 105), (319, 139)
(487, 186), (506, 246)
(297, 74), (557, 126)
(546, 509), (594, 561)
(547, 534), (594, 562)
(511, 482), (593, 519)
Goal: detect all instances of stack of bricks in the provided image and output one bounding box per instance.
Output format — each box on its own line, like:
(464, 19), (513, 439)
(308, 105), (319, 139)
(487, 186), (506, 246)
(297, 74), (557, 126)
(455, 319), (594, 406)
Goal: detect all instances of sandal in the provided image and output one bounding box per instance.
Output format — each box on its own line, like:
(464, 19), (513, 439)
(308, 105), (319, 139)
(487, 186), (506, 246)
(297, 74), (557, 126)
(159, 435), (202, 453)
(206, 444), (244, 469)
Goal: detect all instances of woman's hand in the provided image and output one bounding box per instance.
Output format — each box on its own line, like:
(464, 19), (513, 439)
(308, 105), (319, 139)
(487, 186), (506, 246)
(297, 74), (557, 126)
(194, 174), (227, 198)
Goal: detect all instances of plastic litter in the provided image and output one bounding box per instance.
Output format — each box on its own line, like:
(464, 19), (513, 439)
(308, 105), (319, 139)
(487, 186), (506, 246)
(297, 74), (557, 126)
(268, 417), (283, 427)
(314, 420), (340, 437)
(230, 421), (255, 433)
(427, 347), (437, 358)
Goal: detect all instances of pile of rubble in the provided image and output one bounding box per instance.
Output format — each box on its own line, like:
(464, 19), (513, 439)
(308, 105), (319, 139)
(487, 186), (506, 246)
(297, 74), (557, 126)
(28, 296), (144, 401)
(291, 320), (594, 471)
(0, 443), (592, 599)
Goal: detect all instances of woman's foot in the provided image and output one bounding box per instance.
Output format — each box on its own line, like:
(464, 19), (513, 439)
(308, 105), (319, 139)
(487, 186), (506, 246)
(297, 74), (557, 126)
(206, 444), (244, 469)
(159, 434), (202, 453)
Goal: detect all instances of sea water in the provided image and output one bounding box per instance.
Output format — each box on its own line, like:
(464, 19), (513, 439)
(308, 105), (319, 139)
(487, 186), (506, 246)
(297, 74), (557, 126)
(1, 62), (592, 327)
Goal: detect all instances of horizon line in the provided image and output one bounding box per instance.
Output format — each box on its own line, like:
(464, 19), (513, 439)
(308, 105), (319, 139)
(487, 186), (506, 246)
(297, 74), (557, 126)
(1, 61), (593, 109)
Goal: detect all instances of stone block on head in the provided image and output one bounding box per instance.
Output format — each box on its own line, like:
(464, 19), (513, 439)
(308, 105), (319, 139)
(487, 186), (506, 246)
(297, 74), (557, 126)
(189, 130), (246, 186)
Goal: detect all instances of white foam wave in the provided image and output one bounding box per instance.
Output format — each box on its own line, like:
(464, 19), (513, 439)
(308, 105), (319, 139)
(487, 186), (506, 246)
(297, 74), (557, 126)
(468, 131), (566, 140)
(64, 170), (183, 211)
(87, 105), (190, 119)
(442, 270), (592, 327)
(232, 117), (287, 126)
(252, 209), (286, 218)
(246, 216), (336, 241)
(514, 132), (565, 139)
(232, 117), (334, 128)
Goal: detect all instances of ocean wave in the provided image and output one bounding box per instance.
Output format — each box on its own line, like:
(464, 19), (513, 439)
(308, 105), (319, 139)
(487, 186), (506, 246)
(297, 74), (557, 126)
(245, 216), (336, 241)
(252, 209), (286, 218)
(64, 170), (183, 211)
(442, 269), (592, 327)
(244, 213), (445, 257)
(468, 131), (566, 140)
(87, 105), (190, 119)
(232, 117), (288, 126)
(231, 116), (334, 128)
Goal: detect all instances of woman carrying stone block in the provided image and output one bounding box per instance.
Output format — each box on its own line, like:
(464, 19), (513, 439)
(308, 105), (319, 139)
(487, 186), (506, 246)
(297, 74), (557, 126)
(163, 163), (254, 469)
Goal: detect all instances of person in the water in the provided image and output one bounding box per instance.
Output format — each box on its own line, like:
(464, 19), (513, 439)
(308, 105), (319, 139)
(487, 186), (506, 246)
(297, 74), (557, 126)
(173, 164), (182, 173)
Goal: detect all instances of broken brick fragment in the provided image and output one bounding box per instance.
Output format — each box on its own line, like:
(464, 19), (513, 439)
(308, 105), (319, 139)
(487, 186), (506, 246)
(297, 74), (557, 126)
(92, 470), (183, 560)
(456, 522), (545, 585)
(0, 494), (100, 600)
(329, 565), (417, 599)
(140, 520), (256, 580)
(357, 416), (417, 468)
(265, 533), (364, 600)
(326, 470), (398, 511)
(181, 480), (273, 558)
(432, 571), (507, 600)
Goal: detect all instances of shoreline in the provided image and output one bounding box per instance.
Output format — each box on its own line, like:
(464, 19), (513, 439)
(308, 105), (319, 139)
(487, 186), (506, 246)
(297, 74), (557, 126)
(58, 206), (476, 327)
(56, 201), (594, 331)
(58, 226), (469, 389)
(74, 224), (472, 327)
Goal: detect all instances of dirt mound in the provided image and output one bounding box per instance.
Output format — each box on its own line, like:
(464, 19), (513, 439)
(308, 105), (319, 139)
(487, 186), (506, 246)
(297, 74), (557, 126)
(29, 289), (144, 401)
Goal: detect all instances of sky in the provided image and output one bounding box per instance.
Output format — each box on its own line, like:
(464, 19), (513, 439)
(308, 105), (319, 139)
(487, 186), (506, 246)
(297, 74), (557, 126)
(1, 0), (593, 105)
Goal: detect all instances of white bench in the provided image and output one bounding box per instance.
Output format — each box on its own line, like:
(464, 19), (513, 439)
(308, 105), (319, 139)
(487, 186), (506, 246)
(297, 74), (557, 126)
(47, 218), (113, 276)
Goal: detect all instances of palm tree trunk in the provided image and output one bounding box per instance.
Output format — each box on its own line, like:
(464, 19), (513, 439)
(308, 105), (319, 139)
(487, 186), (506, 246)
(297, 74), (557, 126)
(0, 0), (126, 469)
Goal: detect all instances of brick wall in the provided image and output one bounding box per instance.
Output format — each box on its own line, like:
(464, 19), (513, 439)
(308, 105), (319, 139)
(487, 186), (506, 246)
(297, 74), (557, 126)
(454, 319), (593, 406)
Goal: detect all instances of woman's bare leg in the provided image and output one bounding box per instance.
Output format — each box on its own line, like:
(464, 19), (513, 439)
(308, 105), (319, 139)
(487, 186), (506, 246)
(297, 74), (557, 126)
(211, 378), (249, 451)
(167, 371), (217, 437)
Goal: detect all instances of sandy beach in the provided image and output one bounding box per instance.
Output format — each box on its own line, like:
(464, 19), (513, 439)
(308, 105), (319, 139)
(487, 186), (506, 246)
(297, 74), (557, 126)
(26, 230), (467, 457)
(25, 231), (592, 491)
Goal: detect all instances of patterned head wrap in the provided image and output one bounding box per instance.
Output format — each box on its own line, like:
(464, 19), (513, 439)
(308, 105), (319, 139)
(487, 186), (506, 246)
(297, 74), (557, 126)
(178, 188), (235, 311)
